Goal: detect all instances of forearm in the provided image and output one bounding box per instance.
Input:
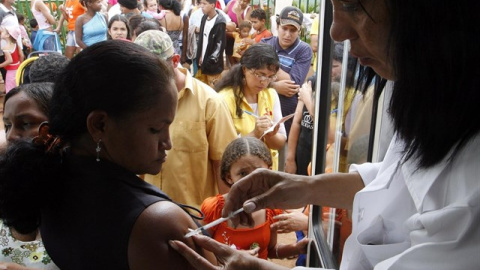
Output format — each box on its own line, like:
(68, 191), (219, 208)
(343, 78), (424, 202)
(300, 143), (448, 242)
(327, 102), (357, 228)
(269, 243), (301, 259)
(285, 123), (299, 161)
(275, 69), (291, 81)
(264, 134), (286, 151)
(307, 172), (364, 209)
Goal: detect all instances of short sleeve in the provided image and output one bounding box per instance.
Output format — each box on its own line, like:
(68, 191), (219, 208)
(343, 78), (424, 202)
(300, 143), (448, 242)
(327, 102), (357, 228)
(201, 195), (225, 224)
(267, 208), (284, 224)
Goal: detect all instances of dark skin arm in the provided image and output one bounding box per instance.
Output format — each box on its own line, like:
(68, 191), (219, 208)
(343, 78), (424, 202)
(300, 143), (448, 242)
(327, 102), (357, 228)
(128, 201), (216, 269)
(75, 15), (87, 49)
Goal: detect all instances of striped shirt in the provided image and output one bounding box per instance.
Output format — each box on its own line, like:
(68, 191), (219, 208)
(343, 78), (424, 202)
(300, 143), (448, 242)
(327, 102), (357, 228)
(261, 36), (313, 136)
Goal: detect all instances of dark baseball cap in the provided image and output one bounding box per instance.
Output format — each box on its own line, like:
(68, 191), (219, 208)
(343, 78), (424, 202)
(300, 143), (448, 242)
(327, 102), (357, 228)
(279, 6), (303, 31)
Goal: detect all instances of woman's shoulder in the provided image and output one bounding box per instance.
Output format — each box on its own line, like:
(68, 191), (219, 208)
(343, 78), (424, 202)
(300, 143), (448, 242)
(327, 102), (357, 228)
(128, 200), (205, 268)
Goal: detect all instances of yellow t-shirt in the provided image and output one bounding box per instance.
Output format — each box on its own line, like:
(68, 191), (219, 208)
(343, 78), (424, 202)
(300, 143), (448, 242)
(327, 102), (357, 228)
(144, 68), (237, 209)
(219, 87), (280, 170)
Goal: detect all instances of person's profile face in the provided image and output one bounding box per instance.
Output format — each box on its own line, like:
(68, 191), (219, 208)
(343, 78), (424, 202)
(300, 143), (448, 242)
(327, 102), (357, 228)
(200, 0), (213, 15)
(226, 154), (269, 185)
(3, 92), (48, 145)
(277, 24), (299, 49)
(99, 81), (177, 175)
(89, 0), (103, 12)
(250, 18), (262, 31)
(329, 0), (393, 80)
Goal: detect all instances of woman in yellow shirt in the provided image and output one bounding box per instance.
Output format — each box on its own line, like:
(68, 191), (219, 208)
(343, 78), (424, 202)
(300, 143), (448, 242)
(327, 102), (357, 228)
(215, 43), (286, 170)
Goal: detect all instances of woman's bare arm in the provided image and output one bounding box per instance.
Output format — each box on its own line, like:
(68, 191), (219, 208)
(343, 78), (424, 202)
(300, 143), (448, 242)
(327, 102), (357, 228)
(128, 201), (215, 269)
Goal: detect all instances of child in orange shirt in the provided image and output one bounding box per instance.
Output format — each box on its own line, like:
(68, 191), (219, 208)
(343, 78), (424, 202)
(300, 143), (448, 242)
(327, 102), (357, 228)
(250, 8), (272, 43)
(201, 137), (308, 260)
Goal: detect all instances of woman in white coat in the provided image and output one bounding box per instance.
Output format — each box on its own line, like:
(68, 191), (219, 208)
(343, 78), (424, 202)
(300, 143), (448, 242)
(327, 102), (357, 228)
(168, 0), (480, 269)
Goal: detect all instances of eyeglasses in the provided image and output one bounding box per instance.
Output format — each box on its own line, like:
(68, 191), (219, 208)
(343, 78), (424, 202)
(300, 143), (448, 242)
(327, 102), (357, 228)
(249, 69), (277, 83)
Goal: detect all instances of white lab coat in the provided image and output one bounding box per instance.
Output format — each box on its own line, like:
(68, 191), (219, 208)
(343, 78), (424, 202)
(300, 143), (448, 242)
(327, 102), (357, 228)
(295, 134), (480, 270)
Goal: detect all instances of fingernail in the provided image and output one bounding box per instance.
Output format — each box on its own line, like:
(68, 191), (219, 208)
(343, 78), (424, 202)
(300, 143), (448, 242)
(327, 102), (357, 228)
(169, 240), (178, 250)
(244, 201), (256, 213)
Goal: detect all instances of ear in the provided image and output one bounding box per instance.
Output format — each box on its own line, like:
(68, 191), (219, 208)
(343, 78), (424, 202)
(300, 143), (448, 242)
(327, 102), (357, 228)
(37, 121), (50, 141)
(86, 110), (109, 141)
(171, 54), (180, 67)
(225, 173), (234, 186)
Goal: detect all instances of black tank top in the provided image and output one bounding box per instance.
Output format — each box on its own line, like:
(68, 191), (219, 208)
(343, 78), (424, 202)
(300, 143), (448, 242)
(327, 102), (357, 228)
(40, 155), (171, 269)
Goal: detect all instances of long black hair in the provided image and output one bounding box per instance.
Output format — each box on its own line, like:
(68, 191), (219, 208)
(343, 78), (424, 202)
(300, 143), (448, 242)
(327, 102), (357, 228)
(215, 43), (279, 118)
(0, 40), (175, 234)
(158, 0), (181, 16)
(380, 0), (479, 168)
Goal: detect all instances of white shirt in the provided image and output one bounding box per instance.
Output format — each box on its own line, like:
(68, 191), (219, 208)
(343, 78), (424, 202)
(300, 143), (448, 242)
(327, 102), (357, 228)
(294, 133), (480, 270)
(189, 8), (230, 29)
(200, 14), (217, 64)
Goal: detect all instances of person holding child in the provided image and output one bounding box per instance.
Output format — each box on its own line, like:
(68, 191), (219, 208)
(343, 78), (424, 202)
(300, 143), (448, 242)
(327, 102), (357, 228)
(215, 43), (286, 171)
(229, 20), (250, 63)
(201, 137), (308, 260)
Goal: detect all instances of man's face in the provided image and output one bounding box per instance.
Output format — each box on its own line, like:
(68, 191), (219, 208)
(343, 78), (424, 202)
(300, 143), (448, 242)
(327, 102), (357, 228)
(277, 24), (299, 49)
(250, 17), (264, 31)
(200, 0), (214, 15)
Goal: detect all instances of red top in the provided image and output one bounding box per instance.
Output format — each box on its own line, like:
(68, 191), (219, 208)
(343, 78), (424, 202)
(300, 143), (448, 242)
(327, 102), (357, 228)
(201, 194), (282, 259)
(252, 28), (273, 43)
(5, 45), (20, 70)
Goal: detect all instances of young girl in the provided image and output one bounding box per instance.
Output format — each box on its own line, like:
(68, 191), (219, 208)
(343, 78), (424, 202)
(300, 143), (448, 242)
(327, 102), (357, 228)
(143, 0), (165, 21)
(201, 137), (308, 260)
(107, 14), (131, 40)
(75, 0), (107, 48)
(0, 27), (21, 93)
(231, 20), (252, 63)
(31, 0), (61, 52)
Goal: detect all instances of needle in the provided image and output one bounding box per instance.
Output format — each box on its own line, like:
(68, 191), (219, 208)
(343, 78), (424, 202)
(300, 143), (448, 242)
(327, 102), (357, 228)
(184, 208), (245, 238)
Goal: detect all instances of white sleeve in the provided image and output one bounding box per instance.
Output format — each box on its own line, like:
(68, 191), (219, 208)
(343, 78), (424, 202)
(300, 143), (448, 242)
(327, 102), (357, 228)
(272, 91), (286, 138)
(349, 162), (382, 186)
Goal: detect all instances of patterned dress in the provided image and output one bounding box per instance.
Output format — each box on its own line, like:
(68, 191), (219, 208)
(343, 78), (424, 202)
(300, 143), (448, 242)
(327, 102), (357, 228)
(0, 220), (59, 269)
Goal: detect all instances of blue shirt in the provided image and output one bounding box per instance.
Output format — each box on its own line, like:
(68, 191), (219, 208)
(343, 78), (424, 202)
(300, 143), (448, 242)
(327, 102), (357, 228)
(261, 36), (313, 136)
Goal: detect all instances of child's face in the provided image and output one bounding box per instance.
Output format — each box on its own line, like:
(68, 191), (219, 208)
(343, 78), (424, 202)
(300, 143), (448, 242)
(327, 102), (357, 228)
(109, 20), (128, 40)
(239, 27), (250, 38)
(146, 0), (157, 12)
(226, 154), (269, 185)
(250, 17), (264, 31)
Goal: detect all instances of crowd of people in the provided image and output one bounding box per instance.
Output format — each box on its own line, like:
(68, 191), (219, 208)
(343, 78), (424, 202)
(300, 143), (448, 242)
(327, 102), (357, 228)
(0, 0), (478, 269)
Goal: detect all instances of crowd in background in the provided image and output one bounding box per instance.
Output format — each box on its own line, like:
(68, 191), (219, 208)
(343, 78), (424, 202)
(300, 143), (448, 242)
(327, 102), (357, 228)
(0, 0), (384, 268)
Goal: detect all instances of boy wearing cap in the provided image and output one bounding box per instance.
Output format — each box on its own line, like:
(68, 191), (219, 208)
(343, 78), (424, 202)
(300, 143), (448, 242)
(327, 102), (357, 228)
(135, 30), (237, 209)
(195, 0), (226, 88)
(261, 6), (312, 137)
